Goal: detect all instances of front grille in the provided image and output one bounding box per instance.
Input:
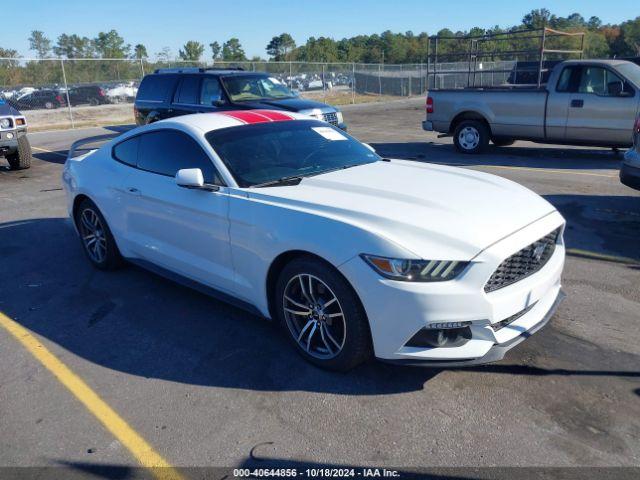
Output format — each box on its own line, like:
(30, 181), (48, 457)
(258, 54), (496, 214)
(484, 228), (560, 293)
(322, 112), (338, 126)
(491, 302), (537, 331)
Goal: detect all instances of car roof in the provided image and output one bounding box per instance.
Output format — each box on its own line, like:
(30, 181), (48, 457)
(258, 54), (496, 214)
(154, 110), (312, 133)
(152, 68), (266, 77)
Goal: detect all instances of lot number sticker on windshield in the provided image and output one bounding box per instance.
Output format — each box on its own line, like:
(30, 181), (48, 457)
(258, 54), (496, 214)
(312, 126), (347, 141)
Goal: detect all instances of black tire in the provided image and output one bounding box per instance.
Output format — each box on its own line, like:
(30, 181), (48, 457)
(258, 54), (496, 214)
(275, 256), (372, 371)
(44, 101), (54, 110)
(75, 198), (124, 270)
(453, 119), (490, 154)
(492, 138), (515, 147)
(6, 136), (32, 170)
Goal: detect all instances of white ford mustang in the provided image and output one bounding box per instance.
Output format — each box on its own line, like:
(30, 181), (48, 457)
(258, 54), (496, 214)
(62, 110), (565, 371)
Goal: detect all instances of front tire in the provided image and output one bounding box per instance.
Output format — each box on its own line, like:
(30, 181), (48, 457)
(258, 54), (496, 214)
(75, 199), (123, 270)
(275, 256), (372, 371)
(6, 136), (32, 170)
(453, 119), (489, 154)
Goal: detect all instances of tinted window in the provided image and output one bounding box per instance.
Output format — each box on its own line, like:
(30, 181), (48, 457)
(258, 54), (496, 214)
(137, 75), (176, 102)
(556, 66), (581, 92)
(221, 75), (295, 102)
(206, 120), (379, 187)
(174, 76), (200, 104)
(138, 130), (221, 184)
(112, 136), (139, 166)
(200, 77), (222, 105)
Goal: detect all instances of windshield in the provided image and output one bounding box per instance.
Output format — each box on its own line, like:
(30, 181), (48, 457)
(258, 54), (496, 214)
(616, 63), (640, 89)
(206, 120), (380, 187)
(222, 75), (296, 102)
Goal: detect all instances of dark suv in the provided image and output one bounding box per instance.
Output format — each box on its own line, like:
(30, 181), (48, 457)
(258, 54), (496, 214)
(67, 85), (109, 106)
(134, 68), (346, 129)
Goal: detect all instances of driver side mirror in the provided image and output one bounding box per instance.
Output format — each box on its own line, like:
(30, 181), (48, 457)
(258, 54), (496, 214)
(176, 168), (219, 191)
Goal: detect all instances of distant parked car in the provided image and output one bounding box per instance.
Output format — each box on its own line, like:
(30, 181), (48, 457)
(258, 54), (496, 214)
(14, 90), (66, 110)
(134, 67), (346, 129)
(620, 113), (640, 190)
(105, 82), (138, 103)
(67, 85), (109, 106)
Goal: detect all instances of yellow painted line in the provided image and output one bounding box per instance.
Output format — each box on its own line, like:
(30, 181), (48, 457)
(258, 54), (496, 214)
(566, 248), (638, 265)
(0, 311), (183, 480)
(32, 146), (67, 157)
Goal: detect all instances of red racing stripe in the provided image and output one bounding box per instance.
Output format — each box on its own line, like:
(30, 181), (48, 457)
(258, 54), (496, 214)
(219, 110), (294, 124)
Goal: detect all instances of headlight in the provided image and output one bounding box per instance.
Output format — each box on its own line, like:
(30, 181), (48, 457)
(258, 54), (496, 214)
(0, 118), (11, 129)
(336, 111), (343, 124)
(360, 254), (469, 282)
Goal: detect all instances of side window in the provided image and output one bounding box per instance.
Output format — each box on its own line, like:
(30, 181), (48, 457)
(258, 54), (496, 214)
(556, 66), (580, 93)
(112, 136), (140, 167)
(137, 75), (176, 102)
(174, 76), (200, 104)
(578, 67), (629, 96)
(138, 130), (222, 184)
(200, 77), (222, 105)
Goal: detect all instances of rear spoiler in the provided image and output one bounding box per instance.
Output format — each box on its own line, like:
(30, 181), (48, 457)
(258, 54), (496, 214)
(67, 133), (119, 161)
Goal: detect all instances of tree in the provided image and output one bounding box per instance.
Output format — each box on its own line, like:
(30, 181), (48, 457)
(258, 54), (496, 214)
(266, 33), (296, 61)
(94, 30), (130, 58)
(53, 34), (95, 58)
(28, 31), (51, 58)
(619, 16), (640, 55)
(156, 47), (172, 63)
(522, 8), (552, 29)
(222, 38), (246, 61)
(179, 41), (204, 61)
(133, 44), (148, 59)
(209, 41), (221, 61)
(587, 16), (603, 30)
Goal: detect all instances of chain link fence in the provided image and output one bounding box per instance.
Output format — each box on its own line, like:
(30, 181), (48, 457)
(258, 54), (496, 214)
(0, 58), (523, 131)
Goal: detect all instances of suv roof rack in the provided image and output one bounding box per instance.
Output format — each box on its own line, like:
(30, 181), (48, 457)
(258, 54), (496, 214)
(153, 66), (245, 74)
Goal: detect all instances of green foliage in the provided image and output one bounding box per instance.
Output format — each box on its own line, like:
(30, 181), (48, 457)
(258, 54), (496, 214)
(179, 41), (205, 61)
(53, 34), (95, 58)
(94, 30), (130, 58)
(266, 33), (296, 60)
(222, 38), (246, 61)
(134, 44), (148, 60)
(29, 31), (52, 58)
(209, 41), (221, 60)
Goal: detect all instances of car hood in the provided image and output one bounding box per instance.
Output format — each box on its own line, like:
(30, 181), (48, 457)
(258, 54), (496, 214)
(0, 100), (21, 116)
(232, 97), (334, 113)
(247, 160), (557, 260)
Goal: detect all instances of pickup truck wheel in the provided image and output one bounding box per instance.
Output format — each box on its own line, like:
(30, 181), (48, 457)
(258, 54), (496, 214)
(492, 138), (515, 147)
(6, 136), (32, 170)
(453, 120), (489, 154)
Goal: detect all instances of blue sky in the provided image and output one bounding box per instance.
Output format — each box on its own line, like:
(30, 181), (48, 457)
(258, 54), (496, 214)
(4, 0), (637, 58)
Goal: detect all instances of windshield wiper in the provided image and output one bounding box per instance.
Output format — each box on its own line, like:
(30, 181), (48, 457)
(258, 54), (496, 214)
(251, 175), (304, 188)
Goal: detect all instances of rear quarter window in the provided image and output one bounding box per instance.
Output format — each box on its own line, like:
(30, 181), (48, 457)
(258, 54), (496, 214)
(137, 75), (177, 102)
(112, 136), (140, 166)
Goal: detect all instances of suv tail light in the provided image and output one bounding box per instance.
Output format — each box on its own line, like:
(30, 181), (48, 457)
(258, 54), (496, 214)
(426, 96), (434, 114)
(98, 88), (105, 97)
(56, 95), (63, 104)
(635, 116), (640, 133)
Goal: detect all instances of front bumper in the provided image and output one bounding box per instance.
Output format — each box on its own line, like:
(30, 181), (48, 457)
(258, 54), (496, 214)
(339, 211), (566, 365)
(0, 129), (25, 156)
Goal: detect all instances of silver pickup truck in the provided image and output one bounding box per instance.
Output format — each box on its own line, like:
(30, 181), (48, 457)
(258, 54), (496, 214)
(423, 59), (640, 153)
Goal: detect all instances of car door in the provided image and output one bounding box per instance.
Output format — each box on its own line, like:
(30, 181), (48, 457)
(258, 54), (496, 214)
(170, 75), (201, 117)
(545, 65), (581, 141)
(123, 129), (236, 293)
(197, 76), (228, 112)
(565, 66), (637, 145)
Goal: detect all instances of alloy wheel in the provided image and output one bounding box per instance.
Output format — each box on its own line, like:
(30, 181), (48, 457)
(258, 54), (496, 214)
(282, 273), (346, 359)
(79, 208), (107, 264)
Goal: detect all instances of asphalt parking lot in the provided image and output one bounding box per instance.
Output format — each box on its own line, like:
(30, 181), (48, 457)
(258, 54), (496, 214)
(1, 98), (639, 476)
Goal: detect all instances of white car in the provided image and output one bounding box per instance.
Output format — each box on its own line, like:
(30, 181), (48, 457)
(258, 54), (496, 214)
(62, 110), (566, 371)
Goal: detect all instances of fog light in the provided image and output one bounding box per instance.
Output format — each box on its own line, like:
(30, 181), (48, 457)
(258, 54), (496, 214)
(6, 132), (14, 139)
(406, 326), (472, 348)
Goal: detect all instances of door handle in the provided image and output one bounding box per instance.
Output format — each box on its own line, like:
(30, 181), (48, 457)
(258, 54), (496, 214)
(570, 99), (584, 108)
(127, 187), (141, 195)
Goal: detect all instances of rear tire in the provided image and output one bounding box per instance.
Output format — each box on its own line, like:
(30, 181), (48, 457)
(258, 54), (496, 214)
(75, 198), (124, 270)
(6, 136), (32, 170)
(275, 256), (372, 371)
(453, 119), (489, 154)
